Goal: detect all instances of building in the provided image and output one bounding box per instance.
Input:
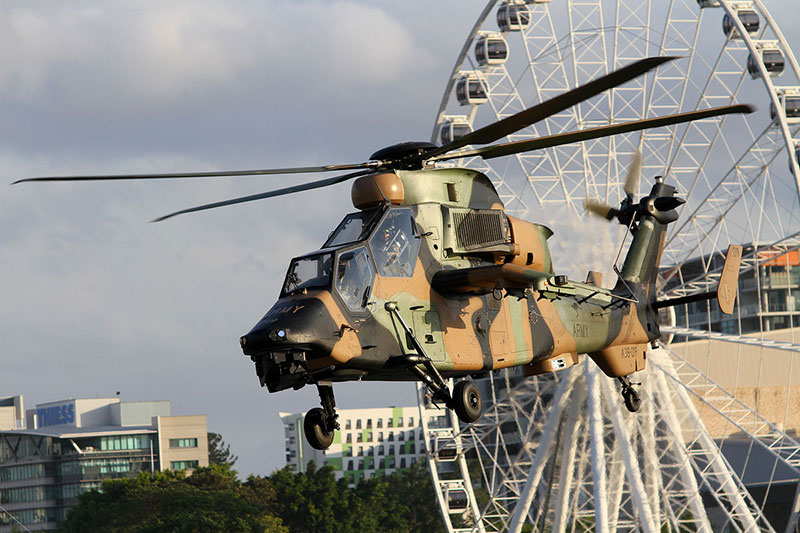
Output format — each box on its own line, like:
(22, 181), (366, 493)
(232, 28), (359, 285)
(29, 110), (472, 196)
(282, 406), (444, 486)
(0, 396), (209, 532)
(667, 244), (800, 333)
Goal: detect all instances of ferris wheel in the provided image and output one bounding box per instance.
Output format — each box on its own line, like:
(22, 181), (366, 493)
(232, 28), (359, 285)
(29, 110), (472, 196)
(419, 1), (800, 531)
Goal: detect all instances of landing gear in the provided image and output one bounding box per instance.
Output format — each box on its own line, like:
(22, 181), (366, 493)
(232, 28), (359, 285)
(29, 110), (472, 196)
(452, 380), (482, 423)
(304, 382), (339, 450)
(618, 376), (641, 413)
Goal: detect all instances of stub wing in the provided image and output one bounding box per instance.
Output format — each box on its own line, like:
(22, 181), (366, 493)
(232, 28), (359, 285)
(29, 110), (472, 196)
(431, 264), (551, 295)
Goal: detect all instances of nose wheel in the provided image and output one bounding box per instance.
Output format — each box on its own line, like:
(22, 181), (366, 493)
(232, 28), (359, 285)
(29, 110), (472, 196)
(304, 382), (339, 450)
(618, 376), (642, 413)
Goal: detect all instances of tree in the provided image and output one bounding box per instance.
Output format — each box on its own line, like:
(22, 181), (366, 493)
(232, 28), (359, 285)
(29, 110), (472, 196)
(62, 458), (446, 532)
(208, 431), (238, 466)
(61, 464), (286, 533)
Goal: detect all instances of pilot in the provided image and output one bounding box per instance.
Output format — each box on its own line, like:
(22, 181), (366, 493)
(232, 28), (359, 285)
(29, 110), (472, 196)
(381, 222), (410, 276)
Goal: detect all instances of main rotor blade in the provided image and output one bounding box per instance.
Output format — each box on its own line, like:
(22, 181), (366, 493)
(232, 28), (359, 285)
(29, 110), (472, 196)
(12, 162), (378, 185)
(433, 104), (754, 162)
(422, 56), (676, 161)
(151, 169), (372, 222)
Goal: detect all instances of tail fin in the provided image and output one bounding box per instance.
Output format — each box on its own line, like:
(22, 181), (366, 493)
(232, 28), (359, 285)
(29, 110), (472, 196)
(615, 179), (683, 294)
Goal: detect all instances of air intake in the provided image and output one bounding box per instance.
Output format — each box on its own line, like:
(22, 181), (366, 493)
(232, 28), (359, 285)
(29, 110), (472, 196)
(452, 209), (511, 250)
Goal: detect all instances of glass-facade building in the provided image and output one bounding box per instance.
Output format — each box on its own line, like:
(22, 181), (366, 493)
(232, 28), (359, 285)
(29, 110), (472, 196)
(0, 397), (208, 531)
(667, 244), (800, 333)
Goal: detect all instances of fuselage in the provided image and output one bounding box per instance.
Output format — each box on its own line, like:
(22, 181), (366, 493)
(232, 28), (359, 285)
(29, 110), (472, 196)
(240, 168), (661, 393)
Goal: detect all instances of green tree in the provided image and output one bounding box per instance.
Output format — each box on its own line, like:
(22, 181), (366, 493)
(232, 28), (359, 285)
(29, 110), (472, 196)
(208, 431), (238, 466)
(60, 464), (285, 533)
(61, 458), (447, 533)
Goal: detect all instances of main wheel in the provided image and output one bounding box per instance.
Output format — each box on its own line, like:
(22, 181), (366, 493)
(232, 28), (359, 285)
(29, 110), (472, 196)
(452, 380), (482, 423)
(303, 407), (334, 450)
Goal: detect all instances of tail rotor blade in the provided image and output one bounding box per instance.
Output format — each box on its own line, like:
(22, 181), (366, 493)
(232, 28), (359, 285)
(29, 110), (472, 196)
(584, 198), (618, 220)
(624, 150), (642, 197)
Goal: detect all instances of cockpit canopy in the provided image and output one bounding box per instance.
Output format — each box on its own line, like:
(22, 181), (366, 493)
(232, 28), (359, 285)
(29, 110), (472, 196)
(280, 207), (421, 312)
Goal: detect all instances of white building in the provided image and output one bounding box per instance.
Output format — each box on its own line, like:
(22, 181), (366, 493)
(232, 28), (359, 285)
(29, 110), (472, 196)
(281, 406), (446, 486)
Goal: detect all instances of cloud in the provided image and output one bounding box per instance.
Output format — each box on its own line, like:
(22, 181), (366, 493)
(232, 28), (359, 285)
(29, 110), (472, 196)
(0, 1), (433, 117)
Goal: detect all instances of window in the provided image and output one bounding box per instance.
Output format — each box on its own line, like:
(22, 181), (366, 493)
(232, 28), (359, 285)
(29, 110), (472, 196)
(334, 247), (375, 312)
(400, 458), (407, 468)
(358, 460), (364, 470)
(169, 438), (198, 448)
(358, 447), (363, 456)
(377, 419), (383, 428)
(379, 432), (384, 441)
(367, 431), (373, 442)
(348, 460), (353, 471)
(356, 420), (362, 429)
(390, 445), (395, 455)
(379, 445), (384, 455)
(100, 435), (151, 451)
(410, 443), (416, 454)
(388, 432), (394, 441)
(357, 433), (363, 442)
(369, 208), (420, 277)
(170, 460), (199, 470)
(399, 432), (405, 441)
(346, 448), (353, 457)
(324, 209), (382, 247)
(380, 458), (385, 469)
(398, 417), (404, 427)
(408, 417), (414, 426)
(367, 419), (373, 428)
(409, 431), (415, 441)
(346, 434), (352, 443)
(281, 253), (333, 296)
(389, 458), (396, 468)
(346, 420), (351, 430)
(388, 419), (394, 428)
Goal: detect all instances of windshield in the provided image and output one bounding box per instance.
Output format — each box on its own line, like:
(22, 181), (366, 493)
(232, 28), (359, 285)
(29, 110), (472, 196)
(281, 253), (333, 296)
(324, 209), (382, 248)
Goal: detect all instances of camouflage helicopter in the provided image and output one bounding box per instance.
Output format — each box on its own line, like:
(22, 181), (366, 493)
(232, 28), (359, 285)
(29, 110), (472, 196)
(16, 56), (748, 450)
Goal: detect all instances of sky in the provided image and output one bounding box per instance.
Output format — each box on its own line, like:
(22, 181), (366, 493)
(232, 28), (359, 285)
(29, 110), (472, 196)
(1, 0), (798, 477)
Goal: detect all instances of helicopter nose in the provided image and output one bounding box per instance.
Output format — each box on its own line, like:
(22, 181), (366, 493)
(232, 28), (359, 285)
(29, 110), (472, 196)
(240, 297), (339, 357)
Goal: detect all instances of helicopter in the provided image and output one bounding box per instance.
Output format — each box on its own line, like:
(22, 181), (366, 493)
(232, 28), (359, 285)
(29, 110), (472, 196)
(15, 56), (748, 450)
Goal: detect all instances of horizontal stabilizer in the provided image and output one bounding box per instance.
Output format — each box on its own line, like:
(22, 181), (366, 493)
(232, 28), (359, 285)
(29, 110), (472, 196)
(717, 244), (742, 314)
(653, 244), (742, 315)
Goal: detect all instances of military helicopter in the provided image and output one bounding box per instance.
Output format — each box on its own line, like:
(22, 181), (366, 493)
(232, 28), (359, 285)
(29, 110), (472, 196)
(15, 56), (748, 450)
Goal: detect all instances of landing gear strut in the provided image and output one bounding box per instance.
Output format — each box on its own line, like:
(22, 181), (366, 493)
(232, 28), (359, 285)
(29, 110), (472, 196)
(618, 376), (641, 413)
(304, 382), (339, 450)
(385, 301), (483, 424)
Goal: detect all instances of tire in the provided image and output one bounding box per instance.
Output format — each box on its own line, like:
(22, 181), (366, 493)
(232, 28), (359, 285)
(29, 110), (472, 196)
(453, 380), (482, 423)
(623, 388), (642, 413)
(304, 407), (335, 450)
